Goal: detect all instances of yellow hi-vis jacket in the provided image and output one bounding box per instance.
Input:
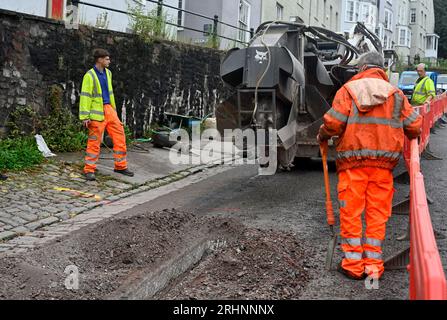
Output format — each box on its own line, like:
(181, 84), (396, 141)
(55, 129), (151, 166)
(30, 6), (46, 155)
(79, 68), (116, 121)
(411, 75), (436, 106)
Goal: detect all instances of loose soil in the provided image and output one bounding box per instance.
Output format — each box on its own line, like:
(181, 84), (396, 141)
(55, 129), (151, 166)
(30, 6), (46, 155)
(0, 209), (311, 300)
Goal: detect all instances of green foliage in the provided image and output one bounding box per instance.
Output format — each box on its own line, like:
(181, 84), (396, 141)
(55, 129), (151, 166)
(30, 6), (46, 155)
(394, 57), (407, 74)
(124, 125), (134, 146)
(437, 59), (447, 71)
(434, 0), (447, 59)
(2, 85), (91, 171)
(6, 105), (40, 137)
(39, 85), (88, 153)
(127, 2), (173, 43)
(0, 137), (43, 171)
(205, 28), (220, 49)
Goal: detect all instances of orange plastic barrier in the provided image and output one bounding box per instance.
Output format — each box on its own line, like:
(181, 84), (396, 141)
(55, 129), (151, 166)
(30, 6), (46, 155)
(403, 96), (447, 168)
(405, 95), (447, 300)
(408, 139), (447, 300)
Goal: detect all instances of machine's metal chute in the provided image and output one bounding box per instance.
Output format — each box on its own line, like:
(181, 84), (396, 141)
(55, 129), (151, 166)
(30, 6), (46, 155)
(216, 21), (392, 171)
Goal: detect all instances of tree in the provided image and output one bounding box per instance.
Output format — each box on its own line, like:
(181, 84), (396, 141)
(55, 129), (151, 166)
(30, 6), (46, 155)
(434, 0), (447, 59)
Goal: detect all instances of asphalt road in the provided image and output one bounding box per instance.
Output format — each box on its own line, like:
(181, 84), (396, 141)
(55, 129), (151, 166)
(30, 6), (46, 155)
(116, 134), (447, 300)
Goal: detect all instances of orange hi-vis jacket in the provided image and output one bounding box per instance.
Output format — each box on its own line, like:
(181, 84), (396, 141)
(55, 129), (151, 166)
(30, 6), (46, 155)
(319, 68), (423, 172)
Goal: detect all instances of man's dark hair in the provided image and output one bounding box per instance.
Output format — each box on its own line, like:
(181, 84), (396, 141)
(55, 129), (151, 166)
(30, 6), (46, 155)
(93, 48), (110, 62)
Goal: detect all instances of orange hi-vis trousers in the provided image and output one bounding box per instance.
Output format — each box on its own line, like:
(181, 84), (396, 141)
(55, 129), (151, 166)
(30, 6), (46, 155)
(84, 104), (128, 173)
(337, 167), (395, 279)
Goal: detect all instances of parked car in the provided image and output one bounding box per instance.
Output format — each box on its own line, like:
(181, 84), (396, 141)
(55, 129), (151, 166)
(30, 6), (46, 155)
(436, 74), (447, 93)
(398, 71), (438, 100)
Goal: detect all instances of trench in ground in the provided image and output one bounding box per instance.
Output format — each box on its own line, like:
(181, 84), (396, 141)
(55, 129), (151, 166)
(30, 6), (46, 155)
(0, 209), (312, 300)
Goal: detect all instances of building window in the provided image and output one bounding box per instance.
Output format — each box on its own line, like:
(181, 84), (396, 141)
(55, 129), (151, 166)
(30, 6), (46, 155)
(324, 0), (327, 22)
(336, 12), (339, 30)
(177, 0), (184, 28)
(361, 4), (369, 22)
(399, 29), (405, 46)
(330, 5), (333, 29)
(427, 36), (433, 50)
(361, 3), (376, 26)
(356, 1), (360, 21)
(345, 0), (363, 22)
(398, 27), (411, 47)
(346, 0), (355, 22)
(410, 8), (416, 23)
(276, 2), (284, 20)
(378, 24), (384, 42)
(238, 0), (251, 42)
(384, 9), (392, 30)
(316, 0), (320, 21)
(399, 2), (407, 25)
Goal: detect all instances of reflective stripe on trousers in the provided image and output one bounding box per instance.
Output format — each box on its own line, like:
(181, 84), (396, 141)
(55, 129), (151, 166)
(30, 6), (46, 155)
(84, 104), (128, 173)
(338, 167), (393, 278)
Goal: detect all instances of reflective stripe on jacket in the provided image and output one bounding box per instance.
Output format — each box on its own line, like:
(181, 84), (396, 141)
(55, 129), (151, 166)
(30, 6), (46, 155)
(319, 68), (423, 172)
(79, 68), (116, 121)
(411, 76), (436, 106)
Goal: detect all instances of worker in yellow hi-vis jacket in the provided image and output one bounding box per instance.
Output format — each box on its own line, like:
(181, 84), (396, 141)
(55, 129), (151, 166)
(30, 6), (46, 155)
(79, 48), (134, 181)
(411, 63), (436, 106)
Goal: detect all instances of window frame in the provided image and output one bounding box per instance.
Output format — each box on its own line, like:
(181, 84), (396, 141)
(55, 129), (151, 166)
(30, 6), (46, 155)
(410, 8), (416, 24)
(238, 0), (251, 43)
(276, 2), (284, 21)
(177, 0), (185, 30)
(345, 0), (356, 22)
(384, 9), (393, 30)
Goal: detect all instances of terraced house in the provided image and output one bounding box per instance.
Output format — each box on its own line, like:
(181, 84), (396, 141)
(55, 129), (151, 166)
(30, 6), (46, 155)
(176, 0), (262, 49)
(340, 0), (438, 63)
(261, 0), (341, 31)
(0, 0), (439, 61)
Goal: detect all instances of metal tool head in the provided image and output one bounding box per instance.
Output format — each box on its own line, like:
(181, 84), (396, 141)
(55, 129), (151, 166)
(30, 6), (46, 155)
(325, 233), (339, 271)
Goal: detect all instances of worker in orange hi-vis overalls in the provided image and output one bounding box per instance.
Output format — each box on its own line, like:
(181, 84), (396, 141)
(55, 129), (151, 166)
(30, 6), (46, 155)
(317, 52), (422, 281)
(79, 48), (134, 181)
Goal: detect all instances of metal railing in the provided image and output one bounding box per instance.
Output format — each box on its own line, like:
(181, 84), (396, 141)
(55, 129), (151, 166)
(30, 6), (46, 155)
(70, 0), (254, 47)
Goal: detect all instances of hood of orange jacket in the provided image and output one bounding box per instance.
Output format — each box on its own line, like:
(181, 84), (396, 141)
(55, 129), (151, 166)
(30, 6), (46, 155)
(344, 68), (398, 113)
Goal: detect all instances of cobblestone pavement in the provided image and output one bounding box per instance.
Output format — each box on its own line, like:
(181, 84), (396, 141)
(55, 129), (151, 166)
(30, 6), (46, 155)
(0, 158), (219, 244)
(0, 163), (232, 256)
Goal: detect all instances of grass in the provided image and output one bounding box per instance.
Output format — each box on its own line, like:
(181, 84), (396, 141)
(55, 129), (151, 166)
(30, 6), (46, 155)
(0, 137), (44, 171)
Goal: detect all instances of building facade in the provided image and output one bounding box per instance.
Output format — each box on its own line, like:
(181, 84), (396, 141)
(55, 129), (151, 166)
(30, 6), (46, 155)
(341, 0), (378, 34)
(261, 0), (341, 31)
(377, 0), (395, 50)
(177, 0), (262, 49)
(410, 0), (438, 62)
(0, 0), (439, 61)
(0, 0), (183, 37)
(393, 0), (411, 63)
(339, 0), (438, 63)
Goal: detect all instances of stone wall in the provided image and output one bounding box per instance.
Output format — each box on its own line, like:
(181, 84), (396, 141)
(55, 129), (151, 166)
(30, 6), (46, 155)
(0, 9), (231, 138)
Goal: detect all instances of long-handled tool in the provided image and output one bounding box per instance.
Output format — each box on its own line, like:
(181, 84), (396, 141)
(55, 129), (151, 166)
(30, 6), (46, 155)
(320, 141), (339, 271)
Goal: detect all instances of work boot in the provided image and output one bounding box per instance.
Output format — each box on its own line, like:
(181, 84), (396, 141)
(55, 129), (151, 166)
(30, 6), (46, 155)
(0, 173), (7, 181)
(84, 172), (96, 181)
(114, 168), (134, 177)
(337, 263), (366, 281)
